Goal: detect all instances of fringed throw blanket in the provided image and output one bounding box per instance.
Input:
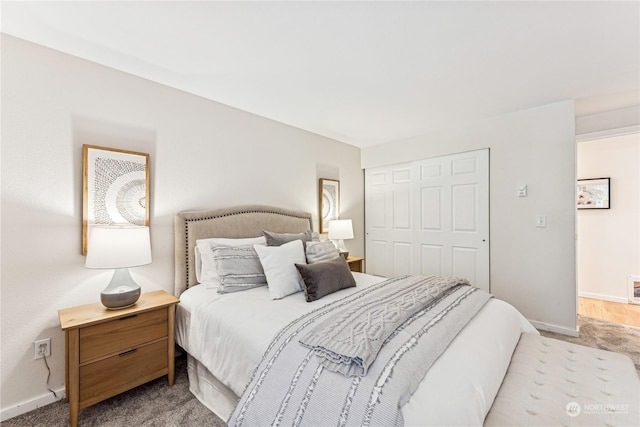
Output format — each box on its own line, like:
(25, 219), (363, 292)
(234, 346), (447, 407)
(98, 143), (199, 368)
(229, 275), (491, 427)
(300, 275), (471, 377)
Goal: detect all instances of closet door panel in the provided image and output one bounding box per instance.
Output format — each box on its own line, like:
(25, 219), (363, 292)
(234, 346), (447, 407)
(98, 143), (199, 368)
(365, 149), (489, 292)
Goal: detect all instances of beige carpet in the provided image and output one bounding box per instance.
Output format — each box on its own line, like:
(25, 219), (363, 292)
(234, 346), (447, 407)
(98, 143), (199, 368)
(1, 355), (225, 427)
(540, 315), (640, 375)
(3, 316), (639, 426)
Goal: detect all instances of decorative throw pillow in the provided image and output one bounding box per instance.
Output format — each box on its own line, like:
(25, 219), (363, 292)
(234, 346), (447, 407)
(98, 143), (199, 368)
(253, 239), (306, 299)
(295, 256), (356, 302)
(195, 236), (266, 289)
(305, 240), (339, 264)
(212, 245), (267, 293)
(263, 230), (315, 248)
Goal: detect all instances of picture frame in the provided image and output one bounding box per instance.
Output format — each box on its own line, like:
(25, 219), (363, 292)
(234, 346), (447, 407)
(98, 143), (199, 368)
(319, 178), (340, 233)
(577, 177), (610, 210)
(82, 145), (150, 255)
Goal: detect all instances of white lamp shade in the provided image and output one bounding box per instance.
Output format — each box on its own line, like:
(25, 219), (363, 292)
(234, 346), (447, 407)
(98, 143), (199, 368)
(328, 219), (354, 240)
(85, 226), (152, 269)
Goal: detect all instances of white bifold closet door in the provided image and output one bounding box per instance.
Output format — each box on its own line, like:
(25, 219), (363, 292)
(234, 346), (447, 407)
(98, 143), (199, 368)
(365, 149), (489, 292)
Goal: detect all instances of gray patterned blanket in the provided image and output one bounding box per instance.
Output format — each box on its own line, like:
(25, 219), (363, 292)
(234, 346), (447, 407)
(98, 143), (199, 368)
(299, 275), (470, 377)
(228, 275), (491, 427)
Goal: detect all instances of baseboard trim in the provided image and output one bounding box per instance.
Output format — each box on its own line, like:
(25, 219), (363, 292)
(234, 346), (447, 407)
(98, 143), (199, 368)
(578, 291), (629, 304)
(529, 319), (579, 337)
(0, 387), (66, 422)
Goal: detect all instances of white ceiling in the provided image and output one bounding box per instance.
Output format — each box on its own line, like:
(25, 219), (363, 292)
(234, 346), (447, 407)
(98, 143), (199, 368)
(2, 1), (639, 147)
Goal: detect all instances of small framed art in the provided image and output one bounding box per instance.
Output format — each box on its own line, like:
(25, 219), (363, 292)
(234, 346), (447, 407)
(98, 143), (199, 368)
(319, 178), (340, 233)
(577, 177), (610, 210)
(82, 145), (150, 254)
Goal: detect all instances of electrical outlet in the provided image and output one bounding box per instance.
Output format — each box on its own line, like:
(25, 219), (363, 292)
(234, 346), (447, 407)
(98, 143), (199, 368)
(34, 338), (51, 359)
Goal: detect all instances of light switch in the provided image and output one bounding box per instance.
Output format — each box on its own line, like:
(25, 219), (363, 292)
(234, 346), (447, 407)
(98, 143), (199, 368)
(517, 185), (527, 197)
(536, 215), (547, 228)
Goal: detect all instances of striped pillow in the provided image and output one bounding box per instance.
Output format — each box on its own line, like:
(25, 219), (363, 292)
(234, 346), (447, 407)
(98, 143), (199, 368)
(196, 236), (266, 289)
(212, 245), (267, 293)
(305, 241), (339, 264)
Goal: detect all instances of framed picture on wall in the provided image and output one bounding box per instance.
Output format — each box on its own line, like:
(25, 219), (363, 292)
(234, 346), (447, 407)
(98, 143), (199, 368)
(319, 178), (340, 233)
(577, 177), (610, 210)
(82, 145), (150, 254)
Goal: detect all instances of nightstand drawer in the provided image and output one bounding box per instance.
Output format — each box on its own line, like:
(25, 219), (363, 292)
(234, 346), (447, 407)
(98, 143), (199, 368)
(79, 339), (168, 405)
(80, 309), (167, 363)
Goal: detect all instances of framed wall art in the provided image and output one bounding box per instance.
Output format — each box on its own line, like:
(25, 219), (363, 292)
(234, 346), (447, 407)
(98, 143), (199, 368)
(319, 178), (340, 234)
(577, 177), (610, 210)
(82, 145), (150, 254)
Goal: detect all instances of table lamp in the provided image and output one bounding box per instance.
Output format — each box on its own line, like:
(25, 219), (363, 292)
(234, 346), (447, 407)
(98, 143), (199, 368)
(85, 226), (152, 309)
(328, 219), (354, 259)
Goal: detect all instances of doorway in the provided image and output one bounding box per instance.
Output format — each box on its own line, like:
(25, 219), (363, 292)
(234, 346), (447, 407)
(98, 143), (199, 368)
(576, 132), (640, 326)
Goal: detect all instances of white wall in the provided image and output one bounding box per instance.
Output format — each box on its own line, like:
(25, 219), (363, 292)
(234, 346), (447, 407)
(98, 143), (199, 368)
(362, 101), (577, 334)
(0, 35), (364, 416)
(577, 133), (640, 302)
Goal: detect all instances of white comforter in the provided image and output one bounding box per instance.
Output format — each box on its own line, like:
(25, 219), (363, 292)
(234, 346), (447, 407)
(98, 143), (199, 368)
(176, 273), (537, 426)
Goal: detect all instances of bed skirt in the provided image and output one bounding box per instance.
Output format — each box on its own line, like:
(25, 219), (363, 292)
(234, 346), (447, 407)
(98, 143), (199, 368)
(187, 354), (238, 421)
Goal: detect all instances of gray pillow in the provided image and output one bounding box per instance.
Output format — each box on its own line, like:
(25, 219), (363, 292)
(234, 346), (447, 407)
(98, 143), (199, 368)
(305, 240), (339, 264)
(212, 245), (267, 293)
(295, 256), (356, 302)
(263, 229), (314, 248)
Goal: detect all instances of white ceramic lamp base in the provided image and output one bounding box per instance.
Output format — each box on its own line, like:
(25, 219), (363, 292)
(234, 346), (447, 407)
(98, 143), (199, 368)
(335, 239), (349, 259)
(100, 268), (141, 309)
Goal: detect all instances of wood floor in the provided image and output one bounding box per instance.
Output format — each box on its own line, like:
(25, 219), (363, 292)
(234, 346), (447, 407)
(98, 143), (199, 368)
(578, 297), (640, 327)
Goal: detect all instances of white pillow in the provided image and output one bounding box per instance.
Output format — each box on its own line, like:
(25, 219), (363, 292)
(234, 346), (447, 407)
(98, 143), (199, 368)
(253, 239), (306, 299)
(196, 236), (266, 289)
(305, 240), (339, 264)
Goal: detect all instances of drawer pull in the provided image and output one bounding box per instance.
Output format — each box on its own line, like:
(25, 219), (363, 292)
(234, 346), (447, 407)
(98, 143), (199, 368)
(119, 314), (138, 321)
(119, 348), (138, 357)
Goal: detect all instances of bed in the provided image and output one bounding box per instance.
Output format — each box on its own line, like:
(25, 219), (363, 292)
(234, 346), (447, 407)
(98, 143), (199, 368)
(174, 205), (639, 426)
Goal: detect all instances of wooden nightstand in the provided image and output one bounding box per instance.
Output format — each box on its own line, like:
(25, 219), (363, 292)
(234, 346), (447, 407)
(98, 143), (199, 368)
(58, 290), (179, 427)
(346, 256), (364, 273)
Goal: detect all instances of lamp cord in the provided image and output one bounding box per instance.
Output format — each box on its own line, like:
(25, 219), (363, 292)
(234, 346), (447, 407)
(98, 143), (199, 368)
(42, 353), (58, 399)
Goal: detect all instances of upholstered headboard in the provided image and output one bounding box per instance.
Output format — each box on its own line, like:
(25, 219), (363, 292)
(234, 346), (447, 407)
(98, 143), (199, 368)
(174, 205), (313, 296)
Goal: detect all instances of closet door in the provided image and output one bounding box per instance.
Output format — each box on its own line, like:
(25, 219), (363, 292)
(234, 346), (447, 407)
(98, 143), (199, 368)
(365, 162), (414, 278)
(365, 149), (490, 292)
(413, 150), (489, 291)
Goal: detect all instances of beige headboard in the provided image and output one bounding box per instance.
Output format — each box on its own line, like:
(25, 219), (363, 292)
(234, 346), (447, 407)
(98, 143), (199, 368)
(174, 205), (313, 296)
